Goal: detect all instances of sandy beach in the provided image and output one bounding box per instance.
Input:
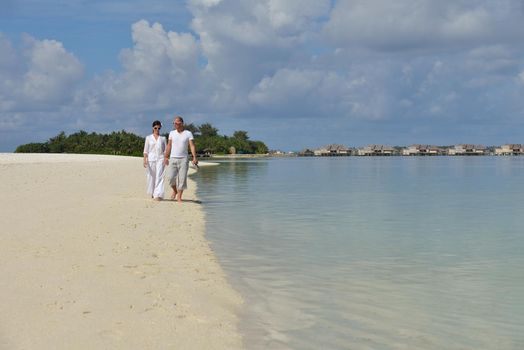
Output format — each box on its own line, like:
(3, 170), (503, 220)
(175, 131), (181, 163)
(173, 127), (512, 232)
(0, 154), (243, 349)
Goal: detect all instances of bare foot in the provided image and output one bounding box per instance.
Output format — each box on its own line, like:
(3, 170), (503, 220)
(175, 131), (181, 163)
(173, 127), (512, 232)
(170, 191), (177, 200)
(176, 190), (184, 203)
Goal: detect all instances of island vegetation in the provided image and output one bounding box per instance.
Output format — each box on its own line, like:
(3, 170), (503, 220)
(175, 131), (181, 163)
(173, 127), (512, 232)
(186, 123), (268, 155)
(14, 123), (268, 157)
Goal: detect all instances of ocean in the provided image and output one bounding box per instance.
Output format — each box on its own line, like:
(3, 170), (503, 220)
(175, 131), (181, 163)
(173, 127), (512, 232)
(194, 156), (524, 350)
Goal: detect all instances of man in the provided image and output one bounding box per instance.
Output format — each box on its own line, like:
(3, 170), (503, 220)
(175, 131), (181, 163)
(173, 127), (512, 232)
(164, 116), (198, 202)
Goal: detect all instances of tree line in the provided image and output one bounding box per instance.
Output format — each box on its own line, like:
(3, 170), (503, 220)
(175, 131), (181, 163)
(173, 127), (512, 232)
(15, 123), (268, 156)
(184, 123), (268, 155)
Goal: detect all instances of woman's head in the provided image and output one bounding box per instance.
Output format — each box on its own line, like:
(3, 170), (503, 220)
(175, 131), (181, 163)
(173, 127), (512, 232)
(152, 120), (162, 132)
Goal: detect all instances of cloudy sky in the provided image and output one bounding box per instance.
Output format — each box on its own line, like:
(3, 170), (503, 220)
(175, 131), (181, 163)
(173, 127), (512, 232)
(1, 0), (524, 151)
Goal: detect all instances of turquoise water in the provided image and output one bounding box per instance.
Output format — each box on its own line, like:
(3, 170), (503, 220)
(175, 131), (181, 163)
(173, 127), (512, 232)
(195, 157), (524, 350)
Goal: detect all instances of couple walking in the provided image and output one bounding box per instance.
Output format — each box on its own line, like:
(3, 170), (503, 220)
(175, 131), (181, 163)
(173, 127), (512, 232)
(142, 116), (198, 202)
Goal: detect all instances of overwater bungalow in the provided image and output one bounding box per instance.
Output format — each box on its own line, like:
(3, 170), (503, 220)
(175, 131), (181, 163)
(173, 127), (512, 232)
(357, 145), (397, 156)
(313, 144), (352, 156)
(494, 144), (524, 155)
(402, 144), (444, 156)
(448, 144), (487, 155)
(298, 148), (315, 156)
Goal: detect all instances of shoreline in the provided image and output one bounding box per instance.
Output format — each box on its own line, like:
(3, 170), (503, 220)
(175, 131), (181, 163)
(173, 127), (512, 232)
(0, 153), (243, 349)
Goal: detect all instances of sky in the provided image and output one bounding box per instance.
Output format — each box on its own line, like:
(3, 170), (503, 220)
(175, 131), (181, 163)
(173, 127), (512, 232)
(1, 0), (524, 152)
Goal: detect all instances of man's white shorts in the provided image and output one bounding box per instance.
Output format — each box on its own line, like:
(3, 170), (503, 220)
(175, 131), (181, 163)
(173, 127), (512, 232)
(166, 157), (189, 190)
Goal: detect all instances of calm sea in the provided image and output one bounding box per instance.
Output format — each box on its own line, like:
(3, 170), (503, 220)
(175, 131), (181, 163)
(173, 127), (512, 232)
(194, 157), (524, 350)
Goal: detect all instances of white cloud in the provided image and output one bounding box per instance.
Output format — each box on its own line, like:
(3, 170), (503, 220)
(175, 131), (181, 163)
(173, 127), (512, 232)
(0, 34), (17, 71)
(191, 4), (282, 50)
(189, 0), (223, 8)
(440, 6), (491, 39)
(182, 0), (334, 119)
(248, 68), (390, 120)
(465, 48), (518, 76)
(518, 71), (524, 85)
(190, 0), (330, 53)
(84, 20), (205, 114)
(0, 35), (19, 112)
(21, 36), (84, 103)
(323, 0), (524, 51)
(121, 20), (199, 76)
(249, 69), (327, 106)
(265, 0), (331, 33)
(0, 34), (83, 113)
(0, 33), (85, 150)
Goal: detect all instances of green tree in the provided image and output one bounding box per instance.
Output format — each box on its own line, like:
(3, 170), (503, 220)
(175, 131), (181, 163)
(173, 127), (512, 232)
(251, 141), (268, 154)
(15, 130), (145, 156)
(47, 131), (67, 153)
(15, 123), (268, 156)
(15, 142), (49, 153)
(199, 123), (218, 138)
(232, 130), (249, 141)
(184, 123), (200, 136)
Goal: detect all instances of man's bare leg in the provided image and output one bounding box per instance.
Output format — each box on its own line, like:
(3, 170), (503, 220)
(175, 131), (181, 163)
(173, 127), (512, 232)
(171, 186), (178, 200)
(176, 189), (184, 202)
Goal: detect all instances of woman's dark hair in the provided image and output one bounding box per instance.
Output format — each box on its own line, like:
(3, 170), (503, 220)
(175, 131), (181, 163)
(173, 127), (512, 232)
(152, 120), (162, 128)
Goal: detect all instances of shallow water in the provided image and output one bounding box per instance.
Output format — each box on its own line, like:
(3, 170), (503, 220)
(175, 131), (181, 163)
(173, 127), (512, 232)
(195, 157), (524, 349)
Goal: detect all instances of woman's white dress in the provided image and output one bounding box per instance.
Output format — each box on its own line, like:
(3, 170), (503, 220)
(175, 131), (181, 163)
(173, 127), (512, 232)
(143, 134), (167, 198)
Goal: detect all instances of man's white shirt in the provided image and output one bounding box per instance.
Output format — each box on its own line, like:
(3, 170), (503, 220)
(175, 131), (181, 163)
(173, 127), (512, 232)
(168, 130), (194, 158)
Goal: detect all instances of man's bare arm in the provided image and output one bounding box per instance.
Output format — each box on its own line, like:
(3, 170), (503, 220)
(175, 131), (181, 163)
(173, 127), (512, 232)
(189, 139), (198, 165)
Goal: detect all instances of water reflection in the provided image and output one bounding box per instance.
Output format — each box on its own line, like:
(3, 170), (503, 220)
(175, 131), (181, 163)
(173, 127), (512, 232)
(195, 157), (524, 350)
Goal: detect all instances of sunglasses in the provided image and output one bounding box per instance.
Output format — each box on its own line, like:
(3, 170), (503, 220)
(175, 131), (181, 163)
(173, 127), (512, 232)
(153, 127), (161, 130)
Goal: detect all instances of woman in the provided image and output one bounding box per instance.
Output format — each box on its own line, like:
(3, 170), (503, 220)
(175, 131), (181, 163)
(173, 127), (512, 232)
(143, 120), (167, 200)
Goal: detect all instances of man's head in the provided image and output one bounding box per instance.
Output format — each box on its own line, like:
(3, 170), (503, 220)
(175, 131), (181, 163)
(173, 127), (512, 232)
(173, 116), (184, 132)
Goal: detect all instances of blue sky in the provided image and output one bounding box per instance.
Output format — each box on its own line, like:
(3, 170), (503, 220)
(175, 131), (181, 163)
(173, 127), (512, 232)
(1, 0), (524, 151)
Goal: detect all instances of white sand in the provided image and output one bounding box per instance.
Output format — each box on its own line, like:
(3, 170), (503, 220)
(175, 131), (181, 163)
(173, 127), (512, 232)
(0, 153), (243, 349)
